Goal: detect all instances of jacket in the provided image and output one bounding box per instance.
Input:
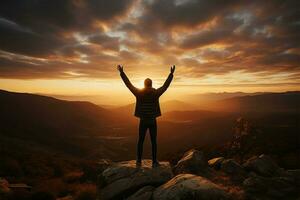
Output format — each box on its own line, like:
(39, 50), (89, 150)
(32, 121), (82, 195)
(120, 71), (173, 119)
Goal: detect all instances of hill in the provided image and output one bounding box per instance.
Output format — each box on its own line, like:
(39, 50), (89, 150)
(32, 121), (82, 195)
(183, 92), (262, 105)
(211, 91), (300, 112)
(161, 110), (222, 122)
(112, 100), (197, 119)
(0, 89), (115, 139)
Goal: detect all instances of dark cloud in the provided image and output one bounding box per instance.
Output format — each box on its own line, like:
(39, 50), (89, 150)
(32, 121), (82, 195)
(140, 0), (239, 27)
(85, 0), (136, 21)
(0, 0), (136, 32)
(89, 33), (120, 51)
(0, 0), (75, 32)
(0, 17), (72, 56)
(0, 0), (299, 82)
(0, 0), (135, 57)
(0, 56), (64, 79)
(179, 17), (242, 49)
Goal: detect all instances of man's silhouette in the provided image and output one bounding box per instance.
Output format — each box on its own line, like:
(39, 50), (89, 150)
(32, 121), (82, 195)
(118, 65), (175, 167)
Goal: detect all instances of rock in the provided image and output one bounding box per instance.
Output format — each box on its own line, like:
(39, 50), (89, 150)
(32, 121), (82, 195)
(98, 159), (113, 174)
(174, 149), (211, 177)
(126, 186), (155, 200)
(208, 157), (225, 170)
(286, 169), (300, 186)
(221, 159), (244, 174)
(243, 173), (298, 199)
(243, 154), (284, 177)
(221, 159), (246, 182)
(97, 160), (173, 200)
(280, 152), (300, 169)
(56, 195), (74, 200)
(153, 174), (229, 200)
(0, 178), (10, 195)
(63, 171), (84, 183)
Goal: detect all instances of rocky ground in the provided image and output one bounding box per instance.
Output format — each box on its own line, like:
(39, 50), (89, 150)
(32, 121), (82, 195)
(96, 149), (300, 200)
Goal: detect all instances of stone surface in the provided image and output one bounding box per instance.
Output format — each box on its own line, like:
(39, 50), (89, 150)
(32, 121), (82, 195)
(97, 160), (173, 200)
(243, 173), (298, 199)
(221, 159), (244, 174)
(208, 157), (225, 170)
(0, 178), (10, 196)
(153, 174), (229, 200)
(243, 154), (283, 177)
(286, 169), (300, 187)
(174, 149), (211, 177)
(98, 159), (113, 173)
(221, 159), (246, 182)
(126, 186), (155, 200)
(56, 195), (74, 200)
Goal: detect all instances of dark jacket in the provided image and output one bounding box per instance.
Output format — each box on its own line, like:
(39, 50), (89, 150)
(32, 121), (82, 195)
(120, 71), (173, 119)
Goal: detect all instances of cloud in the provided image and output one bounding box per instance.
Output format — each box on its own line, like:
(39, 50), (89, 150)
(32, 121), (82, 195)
(0, 17), (72, 56)
(0, 0), (136, 57)
(140, 0), (239, 28)
(0, 0), (299, 85)
(89, 33), (120, 51)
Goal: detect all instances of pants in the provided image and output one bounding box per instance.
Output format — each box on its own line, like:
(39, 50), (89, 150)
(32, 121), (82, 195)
(137, 118), (157, 162)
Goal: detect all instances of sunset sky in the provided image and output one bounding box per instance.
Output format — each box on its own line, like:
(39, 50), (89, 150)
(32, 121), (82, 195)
(0, 0), (299, 104)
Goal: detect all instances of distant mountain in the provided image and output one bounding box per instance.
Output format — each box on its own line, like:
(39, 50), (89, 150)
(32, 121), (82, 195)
(161, 110), (221, 122)
(161, 100), (197, 112)
(212, 91), (300, 112)
(184, 92), (263, 105)
(0, 89), (115, 139)
(160, 92), (299, 122)
(112, 100), (197, 119)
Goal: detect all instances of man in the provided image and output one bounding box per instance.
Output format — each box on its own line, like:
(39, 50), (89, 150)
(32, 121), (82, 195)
(118, 65), (175, 167)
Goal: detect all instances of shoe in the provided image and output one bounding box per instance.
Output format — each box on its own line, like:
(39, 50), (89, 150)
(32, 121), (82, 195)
(152, 161), (160, 168)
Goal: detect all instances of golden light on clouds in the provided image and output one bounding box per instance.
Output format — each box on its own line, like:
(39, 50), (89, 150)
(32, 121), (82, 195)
(0, 0), (299, 104)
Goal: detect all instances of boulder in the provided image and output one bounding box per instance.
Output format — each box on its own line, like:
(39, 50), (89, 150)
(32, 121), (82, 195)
(243, 173), (298, 199)
(174, 149), (211, 177)
(208, 157), (225, 170)
(0, 178), (10, 200)
(56, 195), (74, 200)
(98, 159), (113, 174)
(243, 154), (284, 177)
(286, 169), (300, 187)
(126, 186), (155, 200)
(221, 159), (246, 182)
(153, 174), (229, 200)
(280, 152), (300, 169)
(97, 160), (173, 200)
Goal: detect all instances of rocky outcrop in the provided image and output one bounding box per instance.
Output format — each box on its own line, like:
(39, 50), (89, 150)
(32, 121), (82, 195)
(243, 173), (298, 199)
(97, 160), (173, 200)
(243, 154), (284, 177)
(153, 174), (229, 200)
(242, 156), (300, 199)
(96, 150), (300, 200)
(97, 159), (113, 175)
(56, 195), (74, 200)
(174, 149), (211, 177)
(126, 186), (155, 200)
(221, 159), (246, 182)
(208, 157), (225, 170)
(0, 178), (10, 198)
(286, 169), (300, 186)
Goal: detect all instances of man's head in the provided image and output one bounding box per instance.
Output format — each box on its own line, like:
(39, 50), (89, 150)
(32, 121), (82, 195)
(144, 78), (152, 88)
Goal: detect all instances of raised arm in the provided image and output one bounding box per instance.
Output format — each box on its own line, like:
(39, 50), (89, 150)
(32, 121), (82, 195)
(157, 65), (175, 96)
(118, 65), (138, 96)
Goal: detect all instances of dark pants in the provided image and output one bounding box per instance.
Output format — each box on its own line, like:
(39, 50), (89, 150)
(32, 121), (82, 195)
(137, 118), (157, 162)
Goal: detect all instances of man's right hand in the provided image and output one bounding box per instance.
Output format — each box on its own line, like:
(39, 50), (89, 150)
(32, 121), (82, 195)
(170, 65), (175, 74)
(117, 65), (124, 73)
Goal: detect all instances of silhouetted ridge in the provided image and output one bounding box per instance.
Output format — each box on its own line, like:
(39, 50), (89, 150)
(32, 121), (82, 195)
(213, 91), (300, 112)
(0, 89), (114, 139)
